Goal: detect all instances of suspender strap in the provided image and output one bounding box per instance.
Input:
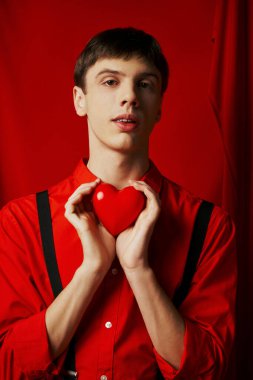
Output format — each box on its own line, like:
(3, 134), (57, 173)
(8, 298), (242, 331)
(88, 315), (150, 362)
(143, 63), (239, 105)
(36, 190), (63, 298)
(157, 199), (214, 380)
(158, 180), (214, 306)
(36, 190), (77, 378)
(172, 200), (214, 308)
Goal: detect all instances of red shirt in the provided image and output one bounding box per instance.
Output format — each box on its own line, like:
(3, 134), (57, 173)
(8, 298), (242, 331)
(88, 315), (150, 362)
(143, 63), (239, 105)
(0, 159), (237, 380)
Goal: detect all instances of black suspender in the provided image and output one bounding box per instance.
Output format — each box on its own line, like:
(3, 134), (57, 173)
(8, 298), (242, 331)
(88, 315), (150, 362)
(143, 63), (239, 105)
(172, 200), (214, 308)
(156, 199), (214, 380)
(36, 191), (62, 298)
(36, 191), (77, 379)
(36, 190), (214, 379)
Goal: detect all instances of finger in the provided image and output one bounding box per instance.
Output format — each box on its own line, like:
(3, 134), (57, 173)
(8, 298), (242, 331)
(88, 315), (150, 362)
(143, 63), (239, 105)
(65, 188), (91, 212)
(129, 180), (159, 200)
(67, 181), (100, 205)
(64, 201), (76, 216)
(68, 179), (100, 201)
(65, 180), (101, 224)
(129, 180), (153, 191)
(68, 189), (90, 203)
(129, 181), (161, 214)
(64, 202), (80, 228)
(64, 200), (93, 229)
(142, 187), (161, 209)
(68, 180), (100, 200)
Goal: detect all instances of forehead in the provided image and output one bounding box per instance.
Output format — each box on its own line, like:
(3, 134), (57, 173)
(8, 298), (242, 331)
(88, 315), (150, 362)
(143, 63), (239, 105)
(86, 57), (161, 81)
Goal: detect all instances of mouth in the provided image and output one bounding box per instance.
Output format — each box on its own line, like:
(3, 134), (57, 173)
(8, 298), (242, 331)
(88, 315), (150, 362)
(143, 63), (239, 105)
(112, 114), (139, 132)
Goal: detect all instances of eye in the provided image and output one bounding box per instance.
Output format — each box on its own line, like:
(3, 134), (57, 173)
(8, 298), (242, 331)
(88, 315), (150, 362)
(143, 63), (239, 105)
(138, 81), (151, 89)
(103, 79), (118, 86)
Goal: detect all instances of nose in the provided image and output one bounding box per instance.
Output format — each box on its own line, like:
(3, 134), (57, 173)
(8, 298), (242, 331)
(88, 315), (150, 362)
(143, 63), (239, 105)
(120, 83), (140, 108)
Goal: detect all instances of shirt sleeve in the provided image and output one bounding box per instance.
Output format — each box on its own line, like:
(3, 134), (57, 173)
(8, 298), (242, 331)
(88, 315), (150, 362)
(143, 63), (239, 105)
(0, 201), (66, 379)
(154, 206), (237, 380)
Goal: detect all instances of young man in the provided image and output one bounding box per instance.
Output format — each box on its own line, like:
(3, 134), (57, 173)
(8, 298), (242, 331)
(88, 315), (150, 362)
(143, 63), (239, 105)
(0, 28), (236, 380)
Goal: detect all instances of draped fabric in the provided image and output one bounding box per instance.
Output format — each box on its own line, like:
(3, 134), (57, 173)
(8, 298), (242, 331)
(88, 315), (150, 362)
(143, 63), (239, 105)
(208, 0), (253, 378)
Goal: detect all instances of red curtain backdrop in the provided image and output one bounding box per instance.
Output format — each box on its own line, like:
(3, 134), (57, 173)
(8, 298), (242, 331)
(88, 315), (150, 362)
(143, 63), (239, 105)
(0, 0), (252, 378)
(209, 0), (253, 378)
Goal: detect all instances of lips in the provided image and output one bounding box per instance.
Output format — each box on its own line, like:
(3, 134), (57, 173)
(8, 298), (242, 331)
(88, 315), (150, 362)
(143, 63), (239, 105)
(112, 114), (139, 132)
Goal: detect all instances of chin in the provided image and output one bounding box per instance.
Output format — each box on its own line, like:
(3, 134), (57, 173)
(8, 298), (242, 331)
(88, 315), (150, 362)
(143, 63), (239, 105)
(105, 134), (137, 152)
(111, 144), (138, 154)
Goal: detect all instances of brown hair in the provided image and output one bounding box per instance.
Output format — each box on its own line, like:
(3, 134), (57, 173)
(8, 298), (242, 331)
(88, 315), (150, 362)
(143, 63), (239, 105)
(74, 27), (169, 94)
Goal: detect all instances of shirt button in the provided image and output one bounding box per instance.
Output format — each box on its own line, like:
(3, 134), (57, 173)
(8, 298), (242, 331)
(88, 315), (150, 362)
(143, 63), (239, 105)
(111, 268), (118, 275)
(105, 321), (112, 329)
(100, 376), (107, 380)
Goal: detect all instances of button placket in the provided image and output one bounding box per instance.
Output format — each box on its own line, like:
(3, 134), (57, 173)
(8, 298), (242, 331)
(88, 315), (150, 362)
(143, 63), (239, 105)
(97, 260), (122, 378)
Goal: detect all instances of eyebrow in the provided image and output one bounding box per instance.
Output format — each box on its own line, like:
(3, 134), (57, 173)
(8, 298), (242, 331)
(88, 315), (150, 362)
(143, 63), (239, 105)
(95, 69), (160, 82)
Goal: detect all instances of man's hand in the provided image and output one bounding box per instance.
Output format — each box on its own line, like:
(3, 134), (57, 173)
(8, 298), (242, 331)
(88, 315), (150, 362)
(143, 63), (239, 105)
(116, 181), (184, 369)
(116, 180), (160, 272)
(46, 180), (116, 359)
(64, 179), (116, 274)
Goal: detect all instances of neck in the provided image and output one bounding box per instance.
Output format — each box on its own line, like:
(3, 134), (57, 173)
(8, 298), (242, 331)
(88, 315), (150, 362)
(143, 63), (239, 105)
(87, 149), (150, 189)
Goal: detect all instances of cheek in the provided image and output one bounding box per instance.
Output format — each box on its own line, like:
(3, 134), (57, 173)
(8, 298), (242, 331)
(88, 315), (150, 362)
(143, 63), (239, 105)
(87, 94), (110, 119)
(143, 94), (161, 111)
(146, 104), (160, 123)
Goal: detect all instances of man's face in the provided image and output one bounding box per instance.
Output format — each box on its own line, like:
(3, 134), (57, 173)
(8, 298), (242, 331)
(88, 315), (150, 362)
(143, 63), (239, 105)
(74, 56), (163, 154)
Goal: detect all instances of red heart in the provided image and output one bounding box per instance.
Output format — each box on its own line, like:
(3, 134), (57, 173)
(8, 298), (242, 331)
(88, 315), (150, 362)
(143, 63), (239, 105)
(92, 183), (146, 236)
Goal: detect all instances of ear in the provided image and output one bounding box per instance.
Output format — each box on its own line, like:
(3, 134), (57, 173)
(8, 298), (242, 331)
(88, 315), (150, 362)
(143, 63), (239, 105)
(73, 86), (87, 116)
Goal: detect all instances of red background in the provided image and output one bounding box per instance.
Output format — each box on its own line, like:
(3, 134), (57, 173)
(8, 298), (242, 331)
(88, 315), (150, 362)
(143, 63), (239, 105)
(0, 0), (221, 205)
(0, 0), (252, 379)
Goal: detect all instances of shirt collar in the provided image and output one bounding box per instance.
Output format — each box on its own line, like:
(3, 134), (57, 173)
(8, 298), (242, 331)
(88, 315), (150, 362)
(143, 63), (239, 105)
(73, 158), (163, 194)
